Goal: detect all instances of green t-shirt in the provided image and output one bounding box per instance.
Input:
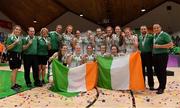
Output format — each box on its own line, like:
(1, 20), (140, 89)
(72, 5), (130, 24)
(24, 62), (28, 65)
(138, 34), (153, 53)
(49, 31), (61, 50)
(6, 34), (23, 53)
(23, 35), (37, 55)
(153, 31), (172, 54)
(37, 37), (49, 56)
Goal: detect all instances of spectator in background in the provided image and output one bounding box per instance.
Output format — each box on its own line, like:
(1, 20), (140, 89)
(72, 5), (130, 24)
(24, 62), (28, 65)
(0, 32), (4, 43)
(176, 36), (180, 46)
(0, 41), (4, 63)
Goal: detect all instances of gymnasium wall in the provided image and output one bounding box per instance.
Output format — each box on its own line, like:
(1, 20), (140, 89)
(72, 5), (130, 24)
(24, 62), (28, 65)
(125, 1), (180, 34)
(47, 12), (101, 32)
(0, 11), (15, 35)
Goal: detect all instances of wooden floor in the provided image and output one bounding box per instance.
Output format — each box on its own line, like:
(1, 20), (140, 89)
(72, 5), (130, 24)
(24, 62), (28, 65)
(0, 66), (180, 108)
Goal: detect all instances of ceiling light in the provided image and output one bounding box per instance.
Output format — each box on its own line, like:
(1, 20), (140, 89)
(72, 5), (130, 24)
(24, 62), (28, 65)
(141, 8), (146, 12)
(33, 20), (37, 23)
(33, 18), (37, 23)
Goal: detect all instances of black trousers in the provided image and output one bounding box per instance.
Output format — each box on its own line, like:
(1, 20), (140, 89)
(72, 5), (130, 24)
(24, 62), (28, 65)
(7, 52), (22, 70)
(153, 53), (169, 90)
(141, 52), (154, 88)
(23, 55), (40, 85)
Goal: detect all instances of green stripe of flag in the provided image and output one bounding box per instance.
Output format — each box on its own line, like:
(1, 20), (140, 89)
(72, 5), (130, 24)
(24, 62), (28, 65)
(52, 59), (69, 92)
(51, 59), (78, 97)
(97, 56), (113, 89)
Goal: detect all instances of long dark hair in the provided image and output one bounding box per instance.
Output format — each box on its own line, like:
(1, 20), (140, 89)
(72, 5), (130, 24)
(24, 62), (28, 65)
(58, 44), (67, 62)
(111, 45), (119, 53)
(119, 34), (124, 46)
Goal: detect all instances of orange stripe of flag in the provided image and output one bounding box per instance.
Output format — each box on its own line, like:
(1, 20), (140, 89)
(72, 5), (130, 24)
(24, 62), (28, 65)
(85, 62), (98, 90)
(129, 51), (145, 91)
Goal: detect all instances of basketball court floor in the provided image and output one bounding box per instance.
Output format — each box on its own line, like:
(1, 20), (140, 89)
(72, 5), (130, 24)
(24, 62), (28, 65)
(0, 64), (179, 108)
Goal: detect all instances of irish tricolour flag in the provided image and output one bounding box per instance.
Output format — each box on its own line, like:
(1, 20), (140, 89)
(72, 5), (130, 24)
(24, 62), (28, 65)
(51, 60), (97, 93)
(97, 51), (145, 90)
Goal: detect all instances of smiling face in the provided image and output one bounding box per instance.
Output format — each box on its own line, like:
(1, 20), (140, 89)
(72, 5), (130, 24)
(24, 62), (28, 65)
(61, 45), (68, 54)
(75, 45), (81, 54)
(106, 26), (113, 36)
(75, 30), (81, 38)
(66, 25), (73, 34)
(96, 28), (102, 36)
(87, 45), (93, 54)
(41, 29), (48, 37)
(124, 28), (132, 37)
(111, 46), (118, 55)
(140, 26), (148, 35)
(153, 24), (161, 34)
(115, 26), (121, 34)
(13, 26), (21, 36)
(100, 45), (106, 54)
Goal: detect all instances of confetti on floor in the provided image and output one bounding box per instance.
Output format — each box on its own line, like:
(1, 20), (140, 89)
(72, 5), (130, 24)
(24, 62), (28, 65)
(0, 67), (179, 108)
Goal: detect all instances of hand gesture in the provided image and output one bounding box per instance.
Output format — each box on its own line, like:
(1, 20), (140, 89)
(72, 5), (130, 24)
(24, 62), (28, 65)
(28, 39), (33, 45)
(153, 44), (159, 48)
(13, 38), (19, 45)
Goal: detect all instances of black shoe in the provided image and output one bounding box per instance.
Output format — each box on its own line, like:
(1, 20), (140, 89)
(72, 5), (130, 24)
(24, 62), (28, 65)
(14, 84), (22, 88)
(11, 85), (20, 92)
(156, 89), (164, 94)
(34, 83), (42, 87)
(27, 83), (32, 88)
(42, 80), (46, 84)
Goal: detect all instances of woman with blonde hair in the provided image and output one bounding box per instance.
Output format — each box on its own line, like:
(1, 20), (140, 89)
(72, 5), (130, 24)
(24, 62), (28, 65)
(6, 25), (23, 91)
(37, 27), (51, 84)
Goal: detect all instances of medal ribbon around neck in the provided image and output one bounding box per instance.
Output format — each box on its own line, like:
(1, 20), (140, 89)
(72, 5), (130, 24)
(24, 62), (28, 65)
(153, 31), (163, 44)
